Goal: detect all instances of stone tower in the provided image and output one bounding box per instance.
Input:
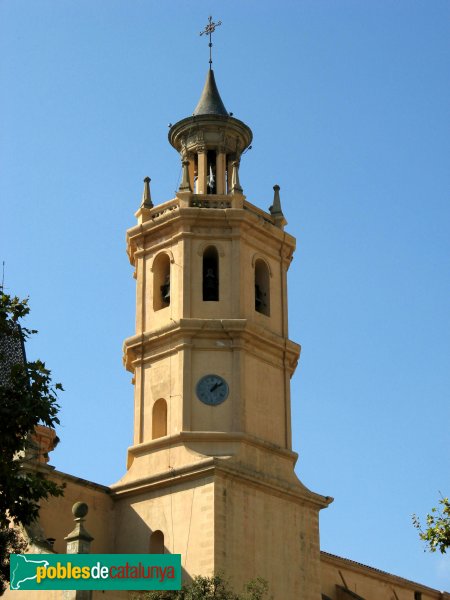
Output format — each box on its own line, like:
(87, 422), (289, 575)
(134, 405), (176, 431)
(111, 68), (331, 600)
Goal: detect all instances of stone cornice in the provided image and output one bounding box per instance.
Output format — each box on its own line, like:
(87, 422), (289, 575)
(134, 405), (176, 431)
(128, 430), (299, 462)
(46, 468), (112, 494)
(168, 114), (253, 157)
(126, 200), (296, 265)
(123, 318), (300, 373)
(110, 454), (331, 511)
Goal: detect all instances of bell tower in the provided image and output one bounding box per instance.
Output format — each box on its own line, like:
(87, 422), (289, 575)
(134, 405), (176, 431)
(111, 64), (331, 600)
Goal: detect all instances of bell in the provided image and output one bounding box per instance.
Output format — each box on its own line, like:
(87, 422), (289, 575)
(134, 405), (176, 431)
(207, 165), (216, 194)
(160, 275), (170, 304)
(204, 268), (218, 301)
(255, 284), (264, 312)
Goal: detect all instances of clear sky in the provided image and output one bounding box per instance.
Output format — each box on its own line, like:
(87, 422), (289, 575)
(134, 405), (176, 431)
(1, 0), (449, 592)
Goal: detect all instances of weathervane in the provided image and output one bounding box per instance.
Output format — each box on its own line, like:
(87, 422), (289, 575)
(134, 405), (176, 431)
(200, 16), (222, 69)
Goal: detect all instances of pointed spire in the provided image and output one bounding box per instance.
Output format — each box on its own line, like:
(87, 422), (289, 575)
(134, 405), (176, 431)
(269, 185), (287, 229)
(193, 70), (228, 116)
(141, 176), (153, 208)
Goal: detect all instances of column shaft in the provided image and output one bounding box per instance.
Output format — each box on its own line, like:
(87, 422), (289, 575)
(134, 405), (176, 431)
(197, 150), (207, 194)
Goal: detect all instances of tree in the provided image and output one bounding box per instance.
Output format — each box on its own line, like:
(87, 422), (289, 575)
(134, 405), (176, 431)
(0, 528), (27, 595)
(0, 293), (65, 594)
(136, 574), (271, 600)
(413, 495), (450, 554)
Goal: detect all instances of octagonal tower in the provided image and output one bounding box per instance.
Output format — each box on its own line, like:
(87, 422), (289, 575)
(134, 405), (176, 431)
(112, 68), (331, 600)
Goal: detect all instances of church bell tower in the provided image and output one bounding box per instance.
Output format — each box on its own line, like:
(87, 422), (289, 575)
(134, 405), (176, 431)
(111, 59), (331, 599)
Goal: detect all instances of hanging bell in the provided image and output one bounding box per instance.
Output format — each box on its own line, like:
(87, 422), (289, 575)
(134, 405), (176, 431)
(160, 275), (170, 304)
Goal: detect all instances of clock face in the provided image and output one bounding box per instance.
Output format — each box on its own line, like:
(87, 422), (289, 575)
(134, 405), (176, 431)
(196, 374), (229, 406)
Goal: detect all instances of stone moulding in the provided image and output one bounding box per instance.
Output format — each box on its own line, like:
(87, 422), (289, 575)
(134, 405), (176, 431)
(122, 318), (300, 375)
(111, 452), (332, 511)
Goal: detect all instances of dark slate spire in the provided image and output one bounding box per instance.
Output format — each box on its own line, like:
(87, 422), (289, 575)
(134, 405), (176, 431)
(193, 70), (228, 116)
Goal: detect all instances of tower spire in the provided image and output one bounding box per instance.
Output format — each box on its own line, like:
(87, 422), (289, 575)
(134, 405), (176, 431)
(199, 16), (222, 70)
(193, 69), (228, 116)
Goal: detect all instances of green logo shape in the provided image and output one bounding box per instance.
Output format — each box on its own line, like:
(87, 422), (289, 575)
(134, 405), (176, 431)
(10, 554), (181, 591)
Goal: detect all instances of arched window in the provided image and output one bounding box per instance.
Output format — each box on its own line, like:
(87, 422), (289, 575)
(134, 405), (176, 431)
(152, 399), (167, 440)
(153, 253), (171, 311)
(254, 259), (270, 316)
(203, 246), (219, 301)
(149, 530), (165, 554)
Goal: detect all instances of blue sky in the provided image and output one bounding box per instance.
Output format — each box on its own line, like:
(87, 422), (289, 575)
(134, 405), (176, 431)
(1, 0), (449, 592)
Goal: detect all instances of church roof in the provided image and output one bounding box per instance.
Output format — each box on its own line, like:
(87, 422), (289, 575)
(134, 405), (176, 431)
(193, 69), (228, 116)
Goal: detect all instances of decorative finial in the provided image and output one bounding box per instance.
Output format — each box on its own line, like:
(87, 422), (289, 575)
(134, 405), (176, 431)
(230, 161), (243, 195)
(269, 185), (287, 229)
(141, 176), (153, 209)
(179, 160), (192, 192)
(72, 502), (89, 520)
(65, 502), (94, 555)
(200, 16), (222, 69)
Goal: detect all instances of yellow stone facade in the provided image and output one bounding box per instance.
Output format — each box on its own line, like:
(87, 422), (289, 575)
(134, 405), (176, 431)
(4, 70), (449, 600)
(108, 68), (330, 599)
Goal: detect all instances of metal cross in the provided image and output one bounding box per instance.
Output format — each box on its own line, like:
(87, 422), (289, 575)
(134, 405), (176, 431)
(200, 16), (222, 69)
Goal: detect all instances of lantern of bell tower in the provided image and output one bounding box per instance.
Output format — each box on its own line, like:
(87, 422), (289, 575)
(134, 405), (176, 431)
(169, 69), (252, 198)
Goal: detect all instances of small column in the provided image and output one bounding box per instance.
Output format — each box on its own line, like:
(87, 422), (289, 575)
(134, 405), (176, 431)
(179, 160), (191, 192)
(226, 158), (233, 193)
(216, 150), (226, 194)
(197, 148), (207, 194)
(63, 502), (94, 600)
(188, 155), (196, 193)
(230, 161), (243, 194)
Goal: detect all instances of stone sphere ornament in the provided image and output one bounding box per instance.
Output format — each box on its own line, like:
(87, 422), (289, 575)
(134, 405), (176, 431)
(72, 502), (89, 519)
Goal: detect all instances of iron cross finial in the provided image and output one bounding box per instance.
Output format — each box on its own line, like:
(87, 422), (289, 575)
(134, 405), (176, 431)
(200, 16), (222, 69)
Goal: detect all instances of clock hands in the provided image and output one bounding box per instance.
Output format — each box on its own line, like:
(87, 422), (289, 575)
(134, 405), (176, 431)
(196, 375), (228, 405)
(210, 381), (224, 393)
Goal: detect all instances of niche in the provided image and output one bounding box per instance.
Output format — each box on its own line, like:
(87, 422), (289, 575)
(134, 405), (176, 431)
(254, 259), (270, 316)
(152, 398), (167, 440)
(203, 246), (219, 301)
(149, 530), (164, 554)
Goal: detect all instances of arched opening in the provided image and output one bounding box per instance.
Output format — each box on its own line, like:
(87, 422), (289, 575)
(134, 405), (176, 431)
(203, 246), (219, 301)
(153, 253), (171, 311)
(152, 399), (167, 440)
(149, 530), (165, 554)
(255, 259), (270, 316)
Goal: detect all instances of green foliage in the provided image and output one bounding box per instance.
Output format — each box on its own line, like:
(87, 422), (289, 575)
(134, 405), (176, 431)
(0, 293), (65, 594)
(413, 495), (450, 554)
(0, 528), (27, 595)
(136, 574), (270, 600)
(0, 293), (64, 529)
